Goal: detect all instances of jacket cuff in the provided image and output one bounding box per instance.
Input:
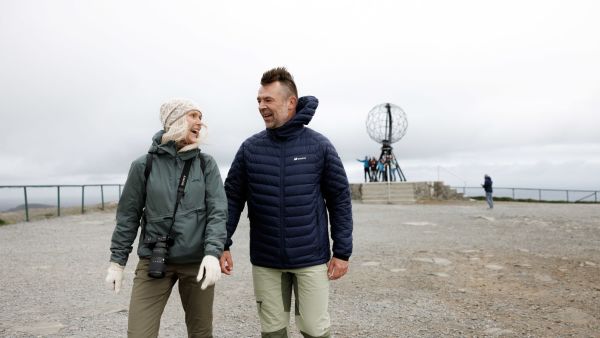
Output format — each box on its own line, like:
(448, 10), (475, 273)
(110, 255), (128, 267)
(333, 254), (350, 261)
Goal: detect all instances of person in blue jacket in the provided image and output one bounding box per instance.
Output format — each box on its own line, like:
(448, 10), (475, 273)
(482, 174), (493, 208)
(357, 156), (370, 182)
(220, 67), (353, 338)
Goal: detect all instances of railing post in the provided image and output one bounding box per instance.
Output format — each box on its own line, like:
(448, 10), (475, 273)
(566, 190), (569, 202)
(57, 186), (61, 217)
(387, 180), (391, 203)
(101, 185), (105, 210)
(81, 185), (85, 214)
(596, 191), (598, 203)
(118, 185), (122, 199)
(23, 186), (29, 222)
(512, 188), (515, 200)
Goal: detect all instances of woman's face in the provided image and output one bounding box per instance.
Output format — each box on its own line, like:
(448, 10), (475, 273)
(184, 110), (202, 145)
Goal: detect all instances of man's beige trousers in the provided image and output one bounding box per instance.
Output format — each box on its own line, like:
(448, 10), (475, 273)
(252, 264), (331, 338)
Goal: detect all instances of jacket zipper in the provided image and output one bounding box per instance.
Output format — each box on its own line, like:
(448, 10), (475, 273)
(279, 141), (287, 265)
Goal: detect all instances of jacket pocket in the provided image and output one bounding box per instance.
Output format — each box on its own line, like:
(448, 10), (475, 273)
(168, 209), (205, 263)
(181, 178), (206, 211)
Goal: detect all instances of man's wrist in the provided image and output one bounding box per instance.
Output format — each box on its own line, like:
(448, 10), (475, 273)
(333, 254), (350, 261)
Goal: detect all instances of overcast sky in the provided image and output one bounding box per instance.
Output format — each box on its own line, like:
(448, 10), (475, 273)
(1, 0), (599, 190)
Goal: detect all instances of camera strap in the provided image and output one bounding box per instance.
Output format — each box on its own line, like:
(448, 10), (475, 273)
(166, 158), (194, 236)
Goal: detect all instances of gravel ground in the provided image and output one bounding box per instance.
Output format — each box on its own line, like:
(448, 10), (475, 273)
(0, 201), (598, 337)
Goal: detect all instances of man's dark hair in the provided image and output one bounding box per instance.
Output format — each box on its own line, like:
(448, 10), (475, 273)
(261, 67), (298, 98)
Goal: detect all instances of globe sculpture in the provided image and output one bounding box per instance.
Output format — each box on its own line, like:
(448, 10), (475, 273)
(365, 103), (408, 181)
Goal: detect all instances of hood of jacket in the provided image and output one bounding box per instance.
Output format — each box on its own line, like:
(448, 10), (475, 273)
(148, 130), (199, 160)
(267, 96), (318, 141)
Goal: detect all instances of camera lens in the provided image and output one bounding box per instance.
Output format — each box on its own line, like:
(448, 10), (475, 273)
(147, 238), (169, 279)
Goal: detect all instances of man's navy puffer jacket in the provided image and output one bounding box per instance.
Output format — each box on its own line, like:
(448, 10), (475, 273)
(224, 96), (353, 269)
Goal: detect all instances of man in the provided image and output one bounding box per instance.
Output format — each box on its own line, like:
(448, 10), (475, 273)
(221, 67), (353, 338)
(482, 174), (493, 208)
(356, 156), (370, 182)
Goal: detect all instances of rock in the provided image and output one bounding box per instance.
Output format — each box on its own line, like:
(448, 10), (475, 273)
(430, 272), (449, 277)
(412, 257), (434, 263)
(402, 221), (437, 226)
(12, 322), (65, 336)
(483, 327), (514, 336)
(534, 274), (555, 283)
(552, 307), (598, 325)
(514, 263), (532, 268)
(390, 268), (406, 272)
(104, 307), (128, 314)
(433, 258), (452, 266)
(461, 249), (479, 254)
(485, 264), (503, 270)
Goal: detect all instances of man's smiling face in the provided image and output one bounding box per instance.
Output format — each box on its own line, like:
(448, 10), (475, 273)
(257, 81), (296, 129)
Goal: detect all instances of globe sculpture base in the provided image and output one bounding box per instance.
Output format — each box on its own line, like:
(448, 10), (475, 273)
(378, 142), (406, 182)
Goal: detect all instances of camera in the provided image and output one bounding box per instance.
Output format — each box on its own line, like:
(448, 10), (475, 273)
(144, 235), (173, 279)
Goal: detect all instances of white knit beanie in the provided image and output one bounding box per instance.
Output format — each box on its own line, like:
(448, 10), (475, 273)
(159, 98), (202, 152)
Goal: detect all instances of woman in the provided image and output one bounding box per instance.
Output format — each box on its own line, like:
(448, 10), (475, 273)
(105, 98), (227, 337)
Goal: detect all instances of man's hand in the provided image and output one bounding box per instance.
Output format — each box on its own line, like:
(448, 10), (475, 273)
(196, 255), (221, 290)
(105, 262), (125, 293)
(219, 250), (234, 275)
(327, 257), (349, 280)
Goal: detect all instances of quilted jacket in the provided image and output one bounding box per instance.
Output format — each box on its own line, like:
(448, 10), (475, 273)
(224, 96), (353, 269)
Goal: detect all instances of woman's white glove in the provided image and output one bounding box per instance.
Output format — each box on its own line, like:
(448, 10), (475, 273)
(196, 255), (221, 290)
(105, 262), (125, 294)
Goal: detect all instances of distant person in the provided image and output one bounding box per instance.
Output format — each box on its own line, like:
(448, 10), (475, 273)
(220, 67), (353, 337)
(105, 98), (228, 337)
(383, 156), (391, 182)
(369, 157), (378, 182)
(482, 174), (493, 209)
(357, 156), (370, 182)
(389, 156), (398, 182)
(377, 158), (385, 182)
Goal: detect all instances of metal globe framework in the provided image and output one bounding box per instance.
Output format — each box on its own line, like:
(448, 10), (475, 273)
(366, 103), (408, 144)
(365, 103), (408, 181)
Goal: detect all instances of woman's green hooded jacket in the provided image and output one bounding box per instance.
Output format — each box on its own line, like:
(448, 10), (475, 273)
(109, 131), (227, 266)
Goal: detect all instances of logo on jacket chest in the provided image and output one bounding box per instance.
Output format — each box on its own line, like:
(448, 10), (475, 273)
(293, 156), (307, 161)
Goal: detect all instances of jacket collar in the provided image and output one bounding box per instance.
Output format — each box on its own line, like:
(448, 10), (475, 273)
(267, 96), (318, 141)
(148, 130), (199, 160)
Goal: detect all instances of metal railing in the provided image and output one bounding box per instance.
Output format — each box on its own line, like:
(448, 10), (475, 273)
(453, 186), (599, 203)
(0, 184), (123, 222)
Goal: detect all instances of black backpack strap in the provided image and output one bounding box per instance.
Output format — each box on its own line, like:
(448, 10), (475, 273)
(198, 152), (206, 177)
(144, 153), (154, 184)
(141, 153), (154, 239)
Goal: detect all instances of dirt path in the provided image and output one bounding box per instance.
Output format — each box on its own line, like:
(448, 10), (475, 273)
(0, 201), (598, 337)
